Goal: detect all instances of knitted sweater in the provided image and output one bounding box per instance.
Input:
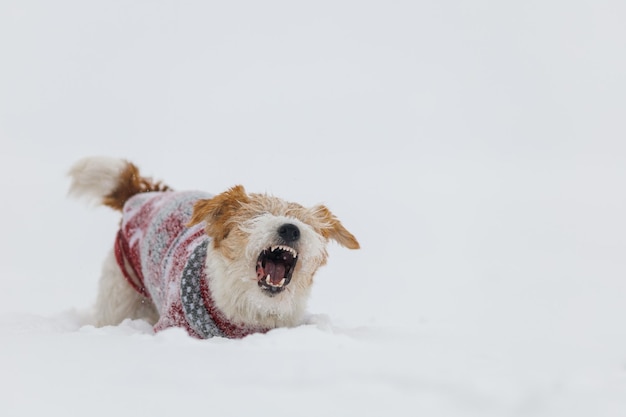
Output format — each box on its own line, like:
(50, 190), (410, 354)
(114, 191), (265, 339)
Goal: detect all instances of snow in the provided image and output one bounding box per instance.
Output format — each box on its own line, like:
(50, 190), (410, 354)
(1, 1), (626, 416)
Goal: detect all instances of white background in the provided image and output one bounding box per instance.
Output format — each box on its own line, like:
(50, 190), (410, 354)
(1, 1), (625, 416)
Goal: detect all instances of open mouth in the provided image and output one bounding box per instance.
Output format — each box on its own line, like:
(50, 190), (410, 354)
(256, 245), (298, 295)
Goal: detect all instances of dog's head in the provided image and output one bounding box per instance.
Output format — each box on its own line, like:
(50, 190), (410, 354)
(187, 185), (359, 328)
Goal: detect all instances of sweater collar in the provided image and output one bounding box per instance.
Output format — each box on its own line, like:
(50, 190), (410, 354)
(181, 240), (269, 339)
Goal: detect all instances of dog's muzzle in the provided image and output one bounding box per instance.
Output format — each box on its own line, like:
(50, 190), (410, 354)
(256, 245), (298, 296)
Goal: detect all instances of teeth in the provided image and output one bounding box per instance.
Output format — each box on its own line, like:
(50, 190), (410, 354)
(270, 245), (298, 257)
(263, 274), (287, 287)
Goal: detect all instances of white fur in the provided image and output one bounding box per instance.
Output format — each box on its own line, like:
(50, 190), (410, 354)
(67, 157), (127, 205)
(207, 214), (327, 328)
(94, 250), (158, 326)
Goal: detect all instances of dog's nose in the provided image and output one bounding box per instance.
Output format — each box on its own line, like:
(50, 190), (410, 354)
(278, 223), (300, 242)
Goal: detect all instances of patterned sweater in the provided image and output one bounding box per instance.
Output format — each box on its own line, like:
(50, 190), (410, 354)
(114, 191), (265, 339)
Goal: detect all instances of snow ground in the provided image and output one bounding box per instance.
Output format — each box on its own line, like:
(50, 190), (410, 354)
(1, 1), (626, 416)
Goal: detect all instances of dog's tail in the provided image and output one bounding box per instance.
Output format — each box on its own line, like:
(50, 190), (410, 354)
(68, 157), (171, 211)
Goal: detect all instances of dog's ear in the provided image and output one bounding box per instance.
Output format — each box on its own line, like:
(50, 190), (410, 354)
(188, 185), (250, 245)
(311, 205), (360, 249)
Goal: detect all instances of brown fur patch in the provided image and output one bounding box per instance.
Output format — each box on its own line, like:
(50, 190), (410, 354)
(187, 185), (251, 246)
(103, 162), (171, 211)
(310, 205), (360, 249)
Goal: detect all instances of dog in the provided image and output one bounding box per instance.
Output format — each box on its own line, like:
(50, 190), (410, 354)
(68, 157), (359, 338)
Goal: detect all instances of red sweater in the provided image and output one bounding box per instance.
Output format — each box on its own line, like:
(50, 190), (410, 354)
(114, 191), (265, 339)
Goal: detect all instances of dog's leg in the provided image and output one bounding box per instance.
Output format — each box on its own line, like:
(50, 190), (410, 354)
(93, 249), (159, 327)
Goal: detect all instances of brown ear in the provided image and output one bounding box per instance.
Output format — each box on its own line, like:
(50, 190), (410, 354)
(187, 185), (250, 245)
(312, 205), (360, 249)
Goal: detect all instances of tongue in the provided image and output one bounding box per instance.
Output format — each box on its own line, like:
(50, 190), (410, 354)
(265, 261), (286, 285)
